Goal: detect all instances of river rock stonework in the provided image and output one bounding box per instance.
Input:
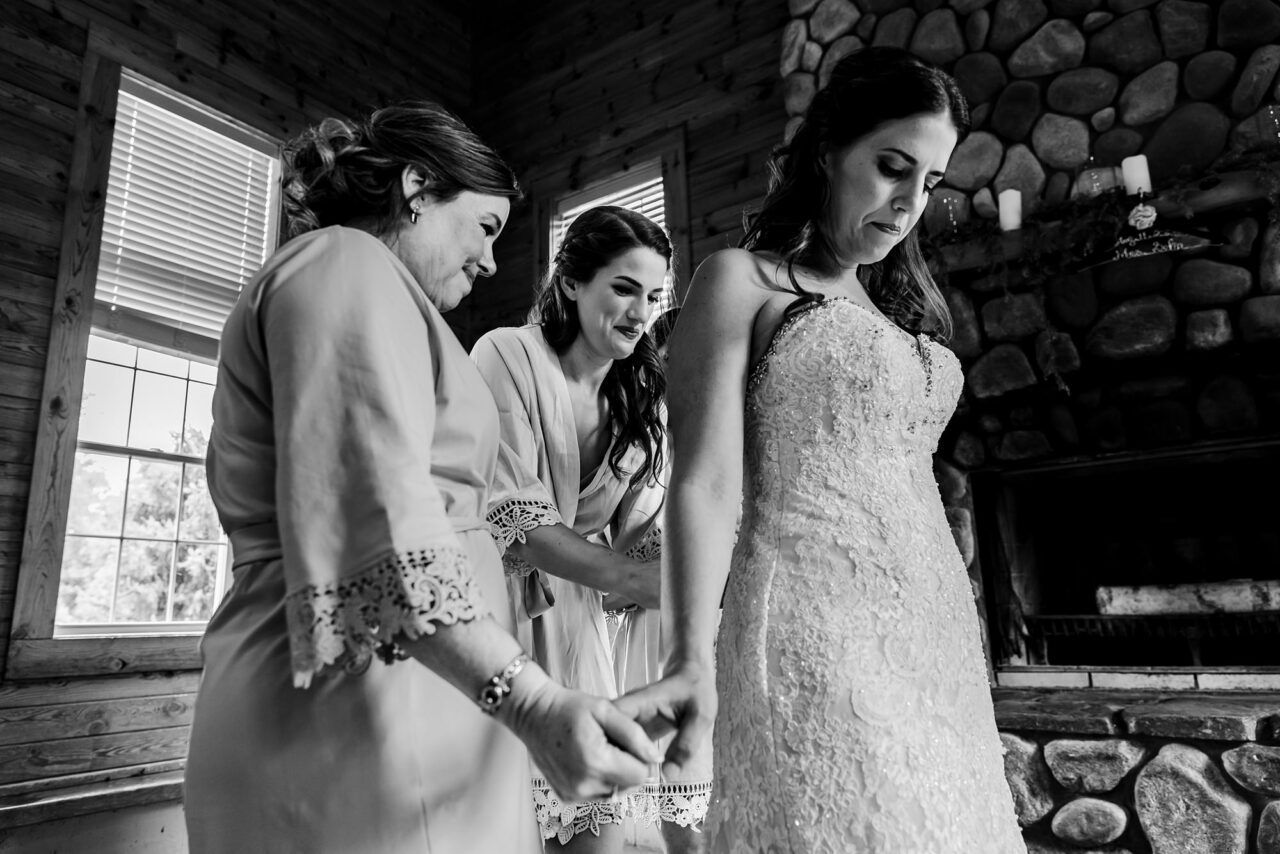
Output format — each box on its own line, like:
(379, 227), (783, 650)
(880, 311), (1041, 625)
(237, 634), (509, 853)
(1135, 744), (1251, 854)
(1044, 738), (1146, 793)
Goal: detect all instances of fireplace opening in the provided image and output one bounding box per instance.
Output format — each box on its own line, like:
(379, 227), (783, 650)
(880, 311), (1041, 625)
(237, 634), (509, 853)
(975, 440), (1280, 669)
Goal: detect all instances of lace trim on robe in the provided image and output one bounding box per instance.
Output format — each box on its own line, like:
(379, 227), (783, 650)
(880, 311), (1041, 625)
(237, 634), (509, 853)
(531, 776), (627, 844)
(487, 498), (562, 554)
(631, 781), (713, 830)
(530, 776), (712, 842)
(284, 544), (484, 688)
(624, 525), (663, 562)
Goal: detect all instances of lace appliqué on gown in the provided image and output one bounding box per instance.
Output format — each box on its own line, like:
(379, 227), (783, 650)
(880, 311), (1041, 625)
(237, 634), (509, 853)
(710, 298), (1025, 854)
(284, 544), (484, 688)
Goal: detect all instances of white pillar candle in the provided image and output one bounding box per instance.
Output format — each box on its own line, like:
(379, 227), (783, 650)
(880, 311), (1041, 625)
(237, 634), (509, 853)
(1120, 154), (1152, 195)
(997, 188), (1021, 231)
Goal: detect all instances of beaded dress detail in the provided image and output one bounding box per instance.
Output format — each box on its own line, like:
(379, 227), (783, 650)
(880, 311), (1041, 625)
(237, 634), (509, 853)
(709, 295), (1024, 854)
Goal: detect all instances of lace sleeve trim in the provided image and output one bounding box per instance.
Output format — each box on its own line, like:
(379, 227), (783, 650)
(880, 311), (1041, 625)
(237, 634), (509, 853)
(284, 544), (484, 688)
(625, 525), (663, 562)
(487, 498), (562, 553)
(632, 781), (713, 830)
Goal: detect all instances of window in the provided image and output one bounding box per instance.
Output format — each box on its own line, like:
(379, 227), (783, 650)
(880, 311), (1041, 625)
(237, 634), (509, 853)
(549, 159), (677, 318)
(11, 65), (280, 657)
(54, 71), (280, 635)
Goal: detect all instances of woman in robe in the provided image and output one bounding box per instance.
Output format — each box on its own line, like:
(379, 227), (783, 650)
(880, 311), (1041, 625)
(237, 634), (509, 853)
(184, 104), (659, 854)
(474, 206), (711, 854)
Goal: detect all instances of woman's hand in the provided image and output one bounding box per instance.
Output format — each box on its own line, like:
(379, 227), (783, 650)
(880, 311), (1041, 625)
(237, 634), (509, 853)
(614, 660), (716, 780)
(500, 670), (661, 801)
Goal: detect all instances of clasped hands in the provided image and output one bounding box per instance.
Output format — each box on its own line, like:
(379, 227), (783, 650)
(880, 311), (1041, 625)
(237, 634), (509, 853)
(505, 661), (712, 803)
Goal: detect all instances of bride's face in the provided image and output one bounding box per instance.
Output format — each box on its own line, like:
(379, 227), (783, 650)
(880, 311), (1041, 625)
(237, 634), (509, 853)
(819, 111), (958, 266)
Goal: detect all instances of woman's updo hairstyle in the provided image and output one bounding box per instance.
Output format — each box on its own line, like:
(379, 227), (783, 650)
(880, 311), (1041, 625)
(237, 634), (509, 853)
(281, 101), (521, 240)
(530, 205), (673, 488)
(741, 46), (969, 339)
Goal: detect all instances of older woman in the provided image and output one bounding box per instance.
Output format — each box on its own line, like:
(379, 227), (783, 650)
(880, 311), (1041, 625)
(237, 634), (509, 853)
(184, 103), (658, 854)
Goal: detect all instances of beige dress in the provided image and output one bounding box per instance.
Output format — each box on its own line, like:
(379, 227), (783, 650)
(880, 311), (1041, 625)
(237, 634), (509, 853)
(474, 325), (712, 844)
(185, 227), (540, 854)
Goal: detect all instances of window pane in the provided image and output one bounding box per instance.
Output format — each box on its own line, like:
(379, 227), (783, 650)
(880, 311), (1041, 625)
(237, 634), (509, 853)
(189, 360), (218, 384)
(66, 451), (128, 536)
(87, 335), (137, 367)
(115, 540), (173, 621)
(179, 463), (221, 541)
(136, 348), (190, 378)
(182, 381), (214, 456)
(172, 543), (224, 620)
(79, 360), (134, 446)
(127, 371), (186, 452)
(123, 457), (182, 538)
(56, 536), (120, 623)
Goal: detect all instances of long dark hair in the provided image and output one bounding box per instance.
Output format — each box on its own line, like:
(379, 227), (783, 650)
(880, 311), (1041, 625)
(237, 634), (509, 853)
(530, 205), (672, 487)
(281, 101), (521, 240)
(741, 47), (969, 339)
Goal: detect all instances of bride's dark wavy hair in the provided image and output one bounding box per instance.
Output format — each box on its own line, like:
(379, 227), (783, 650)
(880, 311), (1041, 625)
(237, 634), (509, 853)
(530, 205), (671, 487)
(740, 47), (969, 339)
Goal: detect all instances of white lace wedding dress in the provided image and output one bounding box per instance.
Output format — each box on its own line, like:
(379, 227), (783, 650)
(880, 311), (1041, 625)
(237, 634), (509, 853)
(709, 294), (1025, 853)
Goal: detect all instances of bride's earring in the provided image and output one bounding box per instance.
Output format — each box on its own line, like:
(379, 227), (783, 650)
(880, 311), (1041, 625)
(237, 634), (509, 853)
(410, 205), (420, 225)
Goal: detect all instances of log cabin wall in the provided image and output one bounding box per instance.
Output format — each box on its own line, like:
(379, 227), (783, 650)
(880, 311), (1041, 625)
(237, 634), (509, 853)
(0, 0), (469, 836)
(462, 0), (789, 342)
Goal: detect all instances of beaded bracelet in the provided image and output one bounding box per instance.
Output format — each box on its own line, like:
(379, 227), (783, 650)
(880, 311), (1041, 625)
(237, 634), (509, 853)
(477, 652), (530, 715)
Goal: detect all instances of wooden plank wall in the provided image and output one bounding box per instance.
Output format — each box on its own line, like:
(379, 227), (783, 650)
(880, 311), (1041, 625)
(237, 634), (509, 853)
(462, 0), (789, 340)
(0, 0), (468, 800)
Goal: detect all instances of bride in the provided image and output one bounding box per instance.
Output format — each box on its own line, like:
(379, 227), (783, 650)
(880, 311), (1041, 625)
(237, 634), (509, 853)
(620, 47), (1026, 853)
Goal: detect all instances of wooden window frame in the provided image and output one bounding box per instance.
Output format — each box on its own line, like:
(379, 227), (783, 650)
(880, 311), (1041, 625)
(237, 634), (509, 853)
(7, 48), (275, 680)
(532, 128), (693, 302)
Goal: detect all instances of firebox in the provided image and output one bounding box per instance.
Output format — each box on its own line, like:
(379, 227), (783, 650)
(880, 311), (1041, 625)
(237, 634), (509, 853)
(974, 439), (1280, 674)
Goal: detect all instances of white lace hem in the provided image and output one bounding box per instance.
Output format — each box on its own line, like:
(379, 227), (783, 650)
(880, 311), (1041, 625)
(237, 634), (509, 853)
(531, 777), (627, 844)
(487, 498), (562, 554)
(530, 777), (711, 842)
(632, 781), (712, 830)
(284, 544), (483, 688)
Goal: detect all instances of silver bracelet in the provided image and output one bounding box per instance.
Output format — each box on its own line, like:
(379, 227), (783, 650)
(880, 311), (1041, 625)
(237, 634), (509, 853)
(477, 653), (529, 715)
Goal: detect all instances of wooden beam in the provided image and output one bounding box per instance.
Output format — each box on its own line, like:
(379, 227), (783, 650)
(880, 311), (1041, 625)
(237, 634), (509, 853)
(6, 49), (118, 647)
(0, 725), (190, 785)
(0, 767), (184, 830)
(6, 637), (203, 680)
(0, 692), (195, 746)
(0, 671), (199, 709)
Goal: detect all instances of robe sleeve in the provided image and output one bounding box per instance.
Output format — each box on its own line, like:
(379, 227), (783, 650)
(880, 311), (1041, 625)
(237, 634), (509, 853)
(471, 333), (563, 559)
(261, 233), (487, 687)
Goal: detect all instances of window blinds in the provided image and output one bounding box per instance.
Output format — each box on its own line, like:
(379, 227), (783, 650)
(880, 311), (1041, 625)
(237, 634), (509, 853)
(551, 160), (666, 255)
(94, 71), (280, 353)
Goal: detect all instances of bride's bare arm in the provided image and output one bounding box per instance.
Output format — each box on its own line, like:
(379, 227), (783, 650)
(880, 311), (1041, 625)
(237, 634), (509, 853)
(617, 249), (765, 775)
(665, 249), (760, 666)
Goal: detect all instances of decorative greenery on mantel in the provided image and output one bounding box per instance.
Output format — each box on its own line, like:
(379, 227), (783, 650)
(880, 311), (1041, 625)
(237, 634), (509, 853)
(923, 152), (1280, 283)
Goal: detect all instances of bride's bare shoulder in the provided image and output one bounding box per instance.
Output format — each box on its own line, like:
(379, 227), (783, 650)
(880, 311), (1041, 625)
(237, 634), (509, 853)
(689, 249), (789, 307)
